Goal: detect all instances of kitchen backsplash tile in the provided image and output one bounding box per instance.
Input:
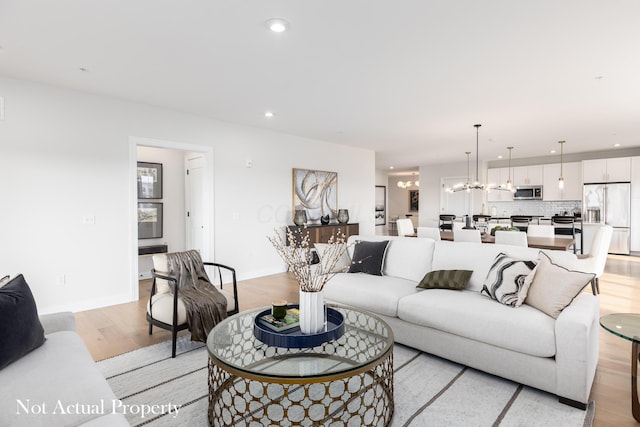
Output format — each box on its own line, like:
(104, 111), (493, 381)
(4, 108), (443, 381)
(488, 200), (582, 218)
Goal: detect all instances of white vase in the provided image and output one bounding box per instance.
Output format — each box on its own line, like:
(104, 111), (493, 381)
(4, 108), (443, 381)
(299, 289), (325, 334)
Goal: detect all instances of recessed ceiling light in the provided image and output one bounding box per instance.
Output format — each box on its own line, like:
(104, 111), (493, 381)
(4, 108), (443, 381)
(264, 111), (274, 118)
(550, 150), (556, 154)
(614, 143), (621, 147)
(266, 18), (290, 33)
(389, 166), (395, 170)
(594, 76), (604, 80)
(79, 67), (88, 72)
(497, 155), (503, 159)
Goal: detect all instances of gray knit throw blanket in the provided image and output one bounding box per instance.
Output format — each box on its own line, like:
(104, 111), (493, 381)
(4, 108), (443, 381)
(165, 250), (228, 342)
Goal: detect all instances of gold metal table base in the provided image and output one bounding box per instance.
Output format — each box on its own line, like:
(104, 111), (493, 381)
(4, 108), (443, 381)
(632, 340), (640, 422)
(208, 351), (394, 426)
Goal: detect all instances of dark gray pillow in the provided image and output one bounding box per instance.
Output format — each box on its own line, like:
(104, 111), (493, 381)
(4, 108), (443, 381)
(0, 274), (46, 370)
(348, 240), (390, 276)
(417, 270), (473, 290)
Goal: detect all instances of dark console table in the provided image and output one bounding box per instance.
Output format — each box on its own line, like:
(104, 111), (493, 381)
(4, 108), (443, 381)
(287, 223), (359, 246)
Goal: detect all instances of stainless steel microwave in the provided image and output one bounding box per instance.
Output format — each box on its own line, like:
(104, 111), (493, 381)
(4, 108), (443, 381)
(513, 186), (543, 200)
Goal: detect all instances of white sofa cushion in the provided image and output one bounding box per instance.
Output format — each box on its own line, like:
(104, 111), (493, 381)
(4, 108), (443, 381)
(0, 331), (124, 427)
(432, 241), (578, 293)
(324, 272), (419, 317)
(525, 252), (594, 319)
(347, 235), (435, 282)
(147, 285), (235, 325)
(397, 289), (557, 357)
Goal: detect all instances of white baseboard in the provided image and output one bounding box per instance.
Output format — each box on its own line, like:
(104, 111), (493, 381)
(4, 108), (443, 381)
(38, 292), (133, 315)
(237, 266), (288, 282)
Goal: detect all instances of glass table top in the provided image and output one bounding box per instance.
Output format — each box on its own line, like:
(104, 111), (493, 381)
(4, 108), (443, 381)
(600, 313), (640, 342)
(206, 305), (393, 381)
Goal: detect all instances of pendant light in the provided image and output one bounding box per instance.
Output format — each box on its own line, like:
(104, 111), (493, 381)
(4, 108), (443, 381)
(465, 151), (471, 192)
(506, 146), (514, 191)
(450, 124), (485, 192)
(558, 140), (565, 190)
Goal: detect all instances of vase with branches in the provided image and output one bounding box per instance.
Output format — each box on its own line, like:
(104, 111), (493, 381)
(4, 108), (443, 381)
(267, 227), (349, 333)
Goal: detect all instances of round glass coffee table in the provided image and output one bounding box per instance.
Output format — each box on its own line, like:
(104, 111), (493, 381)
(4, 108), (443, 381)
(600, 313), (640, 422)
(207, 305), (394, 426)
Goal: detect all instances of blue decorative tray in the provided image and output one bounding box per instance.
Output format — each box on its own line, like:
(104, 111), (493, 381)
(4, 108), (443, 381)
(253, 305), (345, 348)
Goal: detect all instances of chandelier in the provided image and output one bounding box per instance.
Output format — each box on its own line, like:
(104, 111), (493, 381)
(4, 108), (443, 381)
(448, 124), (513, 193)
(397, 173), (419, 189)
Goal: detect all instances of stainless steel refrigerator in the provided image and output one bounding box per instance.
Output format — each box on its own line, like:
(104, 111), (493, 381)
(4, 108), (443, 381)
(583, 182), (631, 254)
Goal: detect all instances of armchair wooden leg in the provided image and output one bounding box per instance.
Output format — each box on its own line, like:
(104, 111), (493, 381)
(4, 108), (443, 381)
(148, 323), (153, 335)
(595, 277), (600, 295)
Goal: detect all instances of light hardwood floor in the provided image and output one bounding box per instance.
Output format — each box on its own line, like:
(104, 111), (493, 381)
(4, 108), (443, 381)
(74, 255), (640, 427)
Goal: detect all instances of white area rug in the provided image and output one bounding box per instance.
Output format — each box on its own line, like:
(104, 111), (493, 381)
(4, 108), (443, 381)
(97, 336), (594, 426)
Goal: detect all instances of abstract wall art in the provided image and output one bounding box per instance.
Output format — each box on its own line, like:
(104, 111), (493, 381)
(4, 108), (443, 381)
(292, 169), (338, 224)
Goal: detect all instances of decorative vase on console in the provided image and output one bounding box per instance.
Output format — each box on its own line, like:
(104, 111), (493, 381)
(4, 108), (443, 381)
(267, 227), (350, 335)
(320, 214), (330, 225)
(337, 209), (349, 224)
(293, 209), (307, 226)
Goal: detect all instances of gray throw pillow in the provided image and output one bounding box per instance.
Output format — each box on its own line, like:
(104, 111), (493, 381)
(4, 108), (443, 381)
(348, 240), (389, 276)
(481, 253), (537, 307)
(417, 270), (473, 290)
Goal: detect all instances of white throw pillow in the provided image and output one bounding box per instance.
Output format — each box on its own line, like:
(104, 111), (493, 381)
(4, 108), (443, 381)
(314, 243), (351, 274)
(481, 253), (537, 307)
(524, 252), (594, 319)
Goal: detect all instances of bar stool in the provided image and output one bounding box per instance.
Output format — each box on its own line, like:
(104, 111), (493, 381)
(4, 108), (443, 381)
(473, 215), (492, 233)
(439, 214), (456, 232)
(552, 215), (577, 254)
(510, 216), (532, 232)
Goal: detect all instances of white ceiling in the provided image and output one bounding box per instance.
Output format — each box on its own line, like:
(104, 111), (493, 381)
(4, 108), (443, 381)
(1, 0), (639, 169)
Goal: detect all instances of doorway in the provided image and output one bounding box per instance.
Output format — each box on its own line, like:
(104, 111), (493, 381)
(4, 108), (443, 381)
(129, 137), (214, 302)
(185, 154), (208, 260)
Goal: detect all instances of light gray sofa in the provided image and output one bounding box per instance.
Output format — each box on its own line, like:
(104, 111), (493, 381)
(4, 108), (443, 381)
(0, 312), (129, 426)
(324, 235), (599, 408)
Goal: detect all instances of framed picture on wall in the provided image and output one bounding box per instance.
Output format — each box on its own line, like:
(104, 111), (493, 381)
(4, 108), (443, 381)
(409, 190), (419, 212)
(292, 168), (338, 224)
(137, 162), (163, 199)
(375, 185), (386, 226)
(138, 202), (163, 239)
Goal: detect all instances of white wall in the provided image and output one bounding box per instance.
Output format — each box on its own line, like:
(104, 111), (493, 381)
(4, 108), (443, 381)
(136, 146), (186, 279)
(387, 176), (420, 227)
(418, 161), (486, 226)
(0, 76), (375, 313)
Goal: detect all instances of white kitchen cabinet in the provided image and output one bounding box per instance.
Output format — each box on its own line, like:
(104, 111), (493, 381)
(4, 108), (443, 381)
(486, 168), (513, 201)
(583, 157), (631, 183)
(543, 162), (582, 201)
(513, 165), (543, 186)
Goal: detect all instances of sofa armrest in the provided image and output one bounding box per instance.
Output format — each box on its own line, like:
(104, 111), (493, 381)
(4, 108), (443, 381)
(554, 293), (600, 404)
(39, 312), (77, 334)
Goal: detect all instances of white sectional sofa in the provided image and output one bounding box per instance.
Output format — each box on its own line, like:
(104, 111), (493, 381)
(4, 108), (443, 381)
(0, 312), (129, 427)
(323, 235), (599, 408)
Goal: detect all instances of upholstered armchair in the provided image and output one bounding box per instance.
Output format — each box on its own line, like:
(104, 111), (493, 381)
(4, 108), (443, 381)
(148, 251), (239, 357)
